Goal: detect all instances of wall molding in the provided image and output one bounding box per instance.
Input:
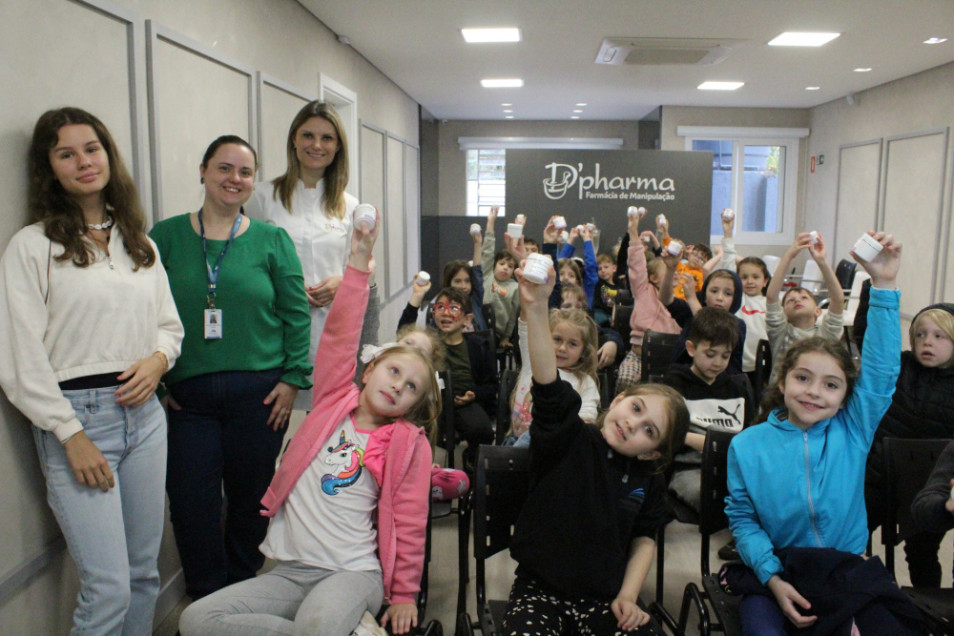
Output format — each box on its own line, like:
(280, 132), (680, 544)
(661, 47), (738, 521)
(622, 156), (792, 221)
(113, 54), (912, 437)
(145, 20), (257, 219)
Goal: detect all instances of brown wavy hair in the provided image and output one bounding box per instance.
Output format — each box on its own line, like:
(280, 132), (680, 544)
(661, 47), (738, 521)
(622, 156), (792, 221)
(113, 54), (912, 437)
(271, 101), (349, 219)
(597, 383), (690, 471)
(29, 107), (154, 269)
(757, 336), (857, 423)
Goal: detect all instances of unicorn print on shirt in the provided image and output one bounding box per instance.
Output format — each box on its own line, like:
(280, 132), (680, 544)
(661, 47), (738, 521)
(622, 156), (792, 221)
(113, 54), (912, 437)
(321, 430), (365, 495)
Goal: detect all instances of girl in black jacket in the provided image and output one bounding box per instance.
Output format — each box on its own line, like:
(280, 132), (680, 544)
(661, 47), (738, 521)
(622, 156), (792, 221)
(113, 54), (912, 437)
(503, 257), (690, 634)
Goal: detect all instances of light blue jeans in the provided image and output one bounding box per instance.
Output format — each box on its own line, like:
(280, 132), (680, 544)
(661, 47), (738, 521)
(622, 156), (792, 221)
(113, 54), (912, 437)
(178, 561), (383, 636)
(33, 388), (167, 636)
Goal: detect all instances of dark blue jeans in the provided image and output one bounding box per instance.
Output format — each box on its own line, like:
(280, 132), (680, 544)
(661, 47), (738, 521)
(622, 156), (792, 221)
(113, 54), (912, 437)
(740, 593), (787, 636)
(166, 369), (285, 599)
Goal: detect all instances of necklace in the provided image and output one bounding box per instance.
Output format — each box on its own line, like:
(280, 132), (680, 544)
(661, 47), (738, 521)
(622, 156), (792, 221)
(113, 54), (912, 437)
(87, 216), (114, 231)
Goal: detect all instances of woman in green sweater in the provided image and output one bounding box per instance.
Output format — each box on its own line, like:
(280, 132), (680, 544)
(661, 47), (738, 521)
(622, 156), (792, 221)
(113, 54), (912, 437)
(150, 135), (312, 599)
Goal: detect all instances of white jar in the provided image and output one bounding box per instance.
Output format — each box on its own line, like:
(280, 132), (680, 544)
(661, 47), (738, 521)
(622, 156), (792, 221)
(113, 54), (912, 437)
(852, 233), (883, 261)
(523, 253), (551, 285)
(354, 204), (376, 231)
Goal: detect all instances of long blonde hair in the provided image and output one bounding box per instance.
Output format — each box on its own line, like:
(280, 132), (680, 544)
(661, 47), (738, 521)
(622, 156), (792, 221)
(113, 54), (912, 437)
(361, 345), (441, 442)
(272, 101), (349, 218)
(549, 308), (599, 386)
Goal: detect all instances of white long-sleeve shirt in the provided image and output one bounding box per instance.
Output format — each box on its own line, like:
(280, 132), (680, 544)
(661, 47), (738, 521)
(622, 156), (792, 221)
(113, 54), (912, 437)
(245, 180), (358, 410)
(0, 223), (183, 442)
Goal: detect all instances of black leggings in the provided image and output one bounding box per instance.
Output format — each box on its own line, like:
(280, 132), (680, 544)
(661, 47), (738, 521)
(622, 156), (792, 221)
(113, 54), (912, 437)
(501, 575), (658, 635)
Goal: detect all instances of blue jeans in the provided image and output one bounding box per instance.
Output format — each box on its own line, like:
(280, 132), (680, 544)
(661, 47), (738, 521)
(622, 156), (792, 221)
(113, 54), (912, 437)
(34, 388), (167, 636)
(740, 593), (787, 636)
(166, 369), (285, 599)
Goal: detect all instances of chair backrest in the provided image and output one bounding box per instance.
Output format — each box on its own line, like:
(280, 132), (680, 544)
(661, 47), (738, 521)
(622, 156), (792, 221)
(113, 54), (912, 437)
(482, 303), (497, 345)
(841, 271), (870, 328)
(762, 254), (780, 277)
(640, 330), (680, 383)
(597, 368), (615, 409)
(613, 303), (633, 348)
(436, 371), (457, 466)
(882, 437), (950, 576)
(800, 259), (824, 295)
(751, 339), (771, 403)
(699, 427), (737, 575)
(834, 258), (857, 292)
(496, 369), (520, 444)
(473, 445), (531, 562)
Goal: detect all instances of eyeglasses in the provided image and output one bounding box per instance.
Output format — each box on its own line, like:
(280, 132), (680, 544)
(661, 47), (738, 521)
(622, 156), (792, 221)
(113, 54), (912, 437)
(434, 303), (463, 315)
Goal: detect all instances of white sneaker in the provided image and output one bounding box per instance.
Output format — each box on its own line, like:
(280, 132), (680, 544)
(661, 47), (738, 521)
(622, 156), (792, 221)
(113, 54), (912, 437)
(351, 611), (388, 636)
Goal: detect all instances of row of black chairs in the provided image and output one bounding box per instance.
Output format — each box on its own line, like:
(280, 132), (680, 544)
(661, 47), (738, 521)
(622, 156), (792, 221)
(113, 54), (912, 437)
(449, 432), (954, 636)
(673, 432), (954, 636)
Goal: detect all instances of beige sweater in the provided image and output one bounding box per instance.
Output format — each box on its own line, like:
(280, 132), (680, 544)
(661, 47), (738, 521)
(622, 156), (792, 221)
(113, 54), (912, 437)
(0, 223), (183, 442)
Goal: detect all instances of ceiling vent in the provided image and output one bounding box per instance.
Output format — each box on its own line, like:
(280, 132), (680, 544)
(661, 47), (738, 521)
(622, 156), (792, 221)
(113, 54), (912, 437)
(595, 37), (746, 66)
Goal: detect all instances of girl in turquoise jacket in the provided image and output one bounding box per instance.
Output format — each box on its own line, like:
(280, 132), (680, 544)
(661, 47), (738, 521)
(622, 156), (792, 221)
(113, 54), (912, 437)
(725, 231), (902, 634)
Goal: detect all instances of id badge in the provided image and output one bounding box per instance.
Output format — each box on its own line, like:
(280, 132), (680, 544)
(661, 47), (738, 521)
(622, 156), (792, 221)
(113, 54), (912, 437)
(204, 308), (222, 339)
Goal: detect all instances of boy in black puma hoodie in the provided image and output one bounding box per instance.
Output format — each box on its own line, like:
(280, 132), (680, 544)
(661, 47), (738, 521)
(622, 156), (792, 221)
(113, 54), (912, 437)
(662, 307), (754, 514)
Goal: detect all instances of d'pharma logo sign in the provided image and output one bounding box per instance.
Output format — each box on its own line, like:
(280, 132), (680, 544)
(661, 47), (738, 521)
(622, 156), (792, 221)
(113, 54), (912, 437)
(543, 162), (676, 202)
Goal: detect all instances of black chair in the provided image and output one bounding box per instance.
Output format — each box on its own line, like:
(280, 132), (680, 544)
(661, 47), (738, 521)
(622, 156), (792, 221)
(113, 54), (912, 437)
(677, 428), (742, 636)
(749, 339), (771, 405)
(641, 330), (680, 384)
(882, 437), (954, 634)
(613, 303), (634, 352)
(834, 258), (857, 293)
(495, 369), (520, 445)
(456, 445), (531, 635)
(436, 370), (457, 469)
(597, 368), (615, 409)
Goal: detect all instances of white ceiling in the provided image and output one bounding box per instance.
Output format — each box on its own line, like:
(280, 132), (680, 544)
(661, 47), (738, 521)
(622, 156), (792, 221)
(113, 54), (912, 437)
(298, 0), (954, 121)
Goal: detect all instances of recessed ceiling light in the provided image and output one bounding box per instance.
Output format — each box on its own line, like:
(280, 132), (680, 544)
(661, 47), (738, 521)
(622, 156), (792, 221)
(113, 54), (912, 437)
(853, 67), (872, 72)
(576, 102), (588, 106)
(698, 81), (744, 91)
(462, 28), (521, 43)
(571, 116), (580, 119)
(768, 32), (840, 47)
(505, 115), (514, 119)
(481, 78), (524, 88)
(573, 109), (583, 113)
(805, 86), (821, 91)
(503, 109), (513, 113)
(501, 103), (512, 106)
(924, 37), (948, 44)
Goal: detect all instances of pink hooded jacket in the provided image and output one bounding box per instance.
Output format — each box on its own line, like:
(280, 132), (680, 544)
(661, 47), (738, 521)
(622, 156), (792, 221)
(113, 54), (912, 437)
(261, 265), (432, 605)
(628, 239), (680, 346)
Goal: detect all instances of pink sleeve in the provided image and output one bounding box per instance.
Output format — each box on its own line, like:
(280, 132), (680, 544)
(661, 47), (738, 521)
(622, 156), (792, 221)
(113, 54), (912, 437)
(388, 435), (432, 604)
(628, 242), (650, 343)
(311, 265), (370, 410)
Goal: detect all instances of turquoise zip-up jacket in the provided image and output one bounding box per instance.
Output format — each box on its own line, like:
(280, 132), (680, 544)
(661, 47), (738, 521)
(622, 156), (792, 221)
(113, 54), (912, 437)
(725, 287), (900, 584)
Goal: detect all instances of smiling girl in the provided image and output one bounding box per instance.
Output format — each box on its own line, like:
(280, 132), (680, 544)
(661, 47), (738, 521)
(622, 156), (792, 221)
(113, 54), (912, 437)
(501, 257), (689, 633)
(726, 232), (903, 634)
(0, 107), (183, 634)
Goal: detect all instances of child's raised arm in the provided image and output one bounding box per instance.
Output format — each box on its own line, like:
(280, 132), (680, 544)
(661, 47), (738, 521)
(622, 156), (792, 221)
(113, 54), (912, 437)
(658, 247), (682, 306)
(808, 231), (845, 315)
(766, 233), (811, 306)
(517, 260), (558, 384)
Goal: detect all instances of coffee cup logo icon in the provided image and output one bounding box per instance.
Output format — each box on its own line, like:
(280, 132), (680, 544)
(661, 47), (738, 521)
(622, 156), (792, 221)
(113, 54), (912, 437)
(542, 162), (578, 200)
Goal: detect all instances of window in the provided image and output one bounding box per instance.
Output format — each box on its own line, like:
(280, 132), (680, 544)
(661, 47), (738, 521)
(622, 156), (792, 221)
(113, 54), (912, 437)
(466, 148), (506, 216)
(678, 126), (808, 245)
